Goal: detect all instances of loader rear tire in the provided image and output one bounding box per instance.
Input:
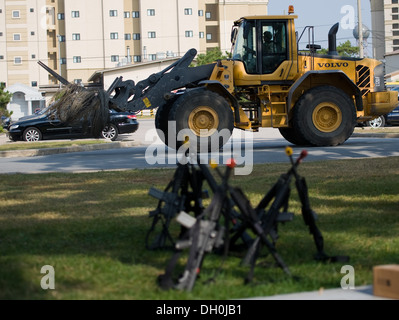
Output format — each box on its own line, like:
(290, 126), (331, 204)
(292, 86), (356, 146)
(278, 126), (309, 146)
(168, 88), (234, 152)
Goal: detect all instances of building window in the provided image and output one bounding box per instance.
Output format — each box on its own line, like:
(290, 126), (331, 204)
(393, 31), (399, 36)
(31, 54), (36, 59)
(59, 35), (66, 42)
(109, 10), (117, 17)
(393, 39), (399, 45)
(393, 8), (399, 14)
(148, 32), (156, 38)
(134, 55), (141, 62)
(149, 54), (156, 61)
(393, 0), (398, 4)
(61, 58), (66, 65)
(73, 56), (81, 63)
(58, 13), (64, 20)
(185, 31), (193, 38)
(124, 11), (130, 18)
(125, 34), (131, 40)
(205, 12), (211, 19)
(13, 34), (21, 41)
(132, 11), (139, 18)
(31, 31), (35, 36)
(199, 32), (204, 39)
(206, 33), (212, 40)
(0, 56), (4, 60)
(147, 9), (155, 16)
(184, 8), (192, 15)
(14, 57), (22, 64)
(30, 8), (34, 13)
(394, 24), (399, 29)
(111, 55), (119, 62)
(393, 15), (399, 20)
(0, 32), (2, 36)
(110, 33), (119, 39)
(72, 33), (81, 40)
(133, 33), (140, 40)
(31, 81), (38, 87)
(198, 10), (203, 17)
(72, 11), (80, 18)
(12, 11), (20, 18)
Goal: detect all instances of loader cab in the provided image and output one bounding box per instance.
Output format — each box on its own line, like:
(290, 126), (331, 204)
(231, 16), (298, 83)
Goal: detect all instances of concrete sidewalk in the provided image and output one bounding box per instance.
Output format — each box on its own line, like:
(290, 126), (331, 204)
(248, 285), (393, 300)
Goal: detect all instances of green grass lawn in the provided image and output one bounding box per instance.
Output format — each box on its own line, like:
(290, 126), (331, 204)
(0, 157), (398, 300)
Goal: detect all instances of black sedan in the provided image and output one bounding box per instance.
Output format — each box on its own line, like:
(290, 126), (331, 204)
(366, 105), (399, 128)
(6, 108), (139, 142)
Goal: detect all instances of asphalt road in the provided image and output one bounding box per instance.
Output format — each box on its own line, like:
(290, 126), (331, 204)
(1, 119), (399, 174)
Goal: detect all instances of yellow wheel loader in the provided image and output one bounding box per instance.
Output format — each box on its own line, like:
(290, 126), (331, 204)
(147, 13), (396, 151)
(40, 10), (398, 152)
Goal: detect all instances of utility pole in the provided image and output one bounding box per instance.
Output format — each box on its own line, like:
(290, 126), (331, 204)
(358, 0), (364, 58)
(57, 35), (62, 88)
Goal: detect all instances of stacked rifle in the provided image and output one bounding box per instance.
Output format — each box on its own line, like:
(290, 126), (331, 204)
(146, 148), (349, 292)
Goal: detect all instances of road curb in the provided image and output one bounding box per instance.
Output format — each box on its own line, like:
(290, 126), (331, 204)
(352, 133), (399, 138)
(0, 140), (141, 158)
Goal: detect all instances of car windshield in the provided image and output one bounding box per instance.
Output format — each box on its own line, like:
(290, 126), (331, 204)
(37, 105), (52, 115)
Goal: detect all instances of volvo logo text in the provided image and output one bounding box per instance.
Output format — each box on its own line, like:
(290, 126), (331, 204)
(318, 62), (349, 68)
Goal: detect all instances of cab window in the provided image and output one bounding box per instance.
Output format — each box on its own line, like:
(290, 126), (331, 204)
(261, 21), (288, 74)
(232, 20), (257, 74)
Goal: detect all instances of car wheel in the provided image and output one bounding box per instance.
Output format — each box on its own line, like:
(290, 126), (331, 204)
(101, 124), (119, 141)
(23, 127), (42, 142)
(367, 116), (385, 128)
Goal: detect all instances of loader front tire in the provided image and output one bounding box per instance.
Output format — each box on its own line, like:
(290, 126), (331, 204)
(155, 101), (174, 145)
(168, 89), (234, 152)
(292, 86), (356, 146)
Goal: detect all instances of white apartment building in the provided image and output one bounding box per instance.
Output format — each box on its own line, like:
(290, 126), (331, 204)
(1, 0), (269, 89)
(371, 0), (399, 60)
(0, 0), (51, 88)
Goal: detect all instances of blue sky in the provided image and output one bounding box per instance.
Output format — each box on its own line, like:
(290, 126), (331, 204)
(268, 0), (372, 55)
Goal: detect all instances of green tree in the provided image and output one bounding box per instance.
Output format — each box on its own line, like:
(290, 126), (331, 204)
(194, 47), (231, 66)
(318, 40), (359, 57)
(0, 84), (13, 118)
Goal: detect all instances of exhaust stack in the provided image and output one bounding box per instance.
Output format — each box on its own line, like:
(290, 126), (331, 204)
(328, 23), (339, 56)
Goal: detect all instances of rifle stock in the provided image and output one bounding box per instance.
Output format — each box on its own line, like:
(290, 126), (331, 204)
(174, 164), (233, 291)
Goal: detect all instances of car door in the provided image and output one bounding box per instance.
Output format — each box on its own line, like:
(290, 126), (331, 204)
(39, 113), (73, 138)
(387, 106), (399, 124)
